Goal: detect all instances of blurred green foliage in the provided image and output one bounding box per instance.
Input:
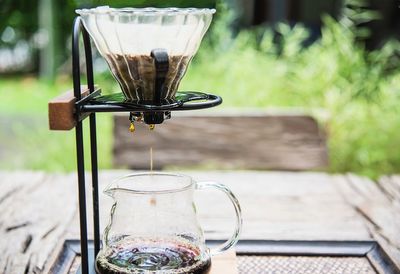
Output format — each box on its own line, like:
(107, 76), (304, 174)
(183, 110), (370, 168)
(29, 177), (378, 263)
(0, 0), (216, 74)
(0, 1), (38, 40)
(1, 0), (400, 179)
(179, 2), (400, 178)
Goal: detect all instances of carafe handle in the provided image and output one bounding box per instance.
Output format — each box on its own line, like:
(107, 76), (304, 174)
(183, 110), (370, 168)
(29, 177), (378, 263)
(196, 182), (242, 256)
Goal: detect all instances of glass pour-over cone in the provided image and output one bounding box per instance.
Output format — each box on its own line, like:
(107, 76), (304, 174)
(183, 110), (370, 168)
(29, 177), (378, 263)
(76, 6), (215, 102)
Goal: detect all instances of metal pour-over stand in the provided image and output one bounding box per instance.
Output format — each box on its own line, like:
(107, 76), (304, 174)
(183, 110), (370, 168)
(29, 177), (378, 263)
(62, 17), (222, 274)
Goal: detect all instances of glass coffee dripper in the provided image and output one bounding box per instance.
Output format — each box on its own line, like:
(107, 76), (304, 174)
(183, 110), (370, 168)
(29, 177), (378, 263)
(96, 173), (242, 274)
(76, 6), (215, 102)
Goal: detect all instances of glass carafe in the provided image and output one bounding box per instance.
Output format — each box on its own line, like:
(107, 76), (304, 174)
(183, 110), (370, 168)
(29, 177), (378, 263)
(96, 172), (242, 274)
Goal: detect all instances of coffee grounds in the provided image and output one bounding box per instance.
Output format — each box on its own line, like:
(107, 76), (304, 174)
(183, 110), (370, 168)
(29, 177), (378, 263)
(105, 54), (190, 102)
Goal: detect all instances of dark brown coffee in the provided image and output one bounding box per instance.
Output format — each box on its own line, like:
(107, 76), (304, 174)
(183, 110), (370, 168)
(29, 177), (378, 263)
(96, 238), (211, 274)
(105, 54), (190, 102)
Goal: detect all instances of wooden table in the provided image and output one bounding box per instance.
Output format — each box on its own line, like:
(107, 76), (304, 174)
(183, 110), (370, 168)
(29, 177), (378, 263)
(0, 171), (399, 273)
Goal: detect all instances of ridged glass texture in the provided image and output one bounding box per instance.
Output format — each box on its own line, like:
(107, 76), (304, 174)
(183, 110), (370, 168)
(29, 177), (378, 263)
(76, 6), (215, 101)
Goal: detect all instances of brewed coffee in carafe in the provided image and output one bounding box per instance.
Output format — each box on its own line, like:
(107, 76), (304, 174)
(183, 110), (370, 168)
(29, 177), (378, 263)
(96, 237), (211, 274)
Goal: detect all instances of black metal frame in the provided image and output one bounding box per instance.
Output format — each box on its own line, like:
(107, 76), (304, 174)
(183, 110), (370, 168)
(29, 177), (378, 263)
(72, 17), (98, 274)
(51, 240), (400, 274)
(71, 17), (222, 274)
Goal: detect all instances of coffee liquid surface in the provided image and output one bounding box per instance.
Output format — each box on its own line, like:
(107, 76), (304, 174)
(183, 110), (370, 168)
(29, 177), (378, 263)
(96, 238), (211, 274)
(105, 54), (190, 101)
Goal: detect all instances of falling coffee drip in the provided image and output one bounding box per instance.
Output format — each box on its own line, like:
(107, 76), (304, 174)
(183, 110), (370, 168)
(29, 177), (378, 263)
(105, 54), (190, 102)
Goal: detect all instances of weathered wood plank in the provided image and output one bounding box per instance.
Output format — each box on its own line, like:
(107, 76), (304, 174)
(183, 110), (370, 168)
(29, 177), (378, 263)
(191, 171), (370, 241)
(333, 174), (400, 268)
(1, 171), (390, 273)
(113, 111), (329, 171)
(378, 175), (400, 210)
(65, 171), (370, 242)
(0, 172), (76, 274)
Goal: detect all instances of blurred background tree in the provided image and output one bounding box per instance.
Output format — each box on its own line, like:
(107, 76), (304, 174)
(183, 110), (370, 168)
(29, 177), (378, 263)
(1, 0), (399, 79)
(0, 0), (215, 79)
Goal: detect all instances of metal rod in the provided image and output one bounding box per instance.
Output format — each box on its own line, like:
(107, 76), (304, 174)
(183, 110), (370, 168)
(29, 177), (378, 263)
(73, 17), (82, 101)
(75, 122), (89, 274)
(82, 24), (101, 257)
(89, 113), (100, 256)
(72, 17), (89, 274)
(82, 27), (94, 90)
